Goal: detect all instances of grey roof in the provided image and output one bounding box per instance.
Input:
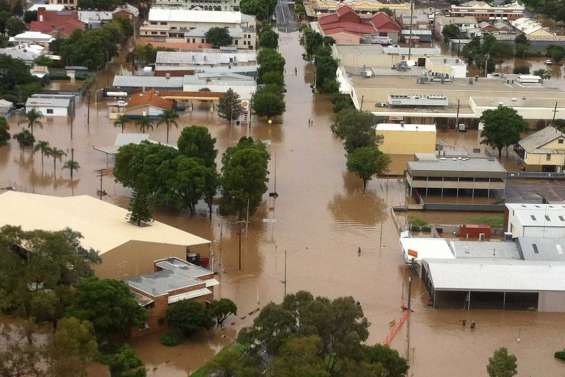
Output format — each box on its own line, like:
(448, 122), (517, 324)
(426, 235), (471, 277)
(401, 29), (432, 35)
(113, 75), (184, 89)
(518, 126), (565, 154)
(184, 26), (243, 38)
(450, 240), (521, 259)
(407, 157), (507, 178)
(126, 257), (211, 297)
(383, 46), (441, 55)
(25, 97), (71, 108)
(518, 238), (565, 261)
(156, 50), (257, 66)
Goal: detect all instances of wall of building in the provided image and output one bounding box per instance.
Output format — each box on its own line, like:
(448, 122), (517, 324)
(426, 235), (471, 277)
(126, 105), (167, 117)
(26, 105), (68, 117)
(538, 291), (565, 312)
(524, 151), (565, 168)
(376, 130), (436, 154)
(95, 240), (210, 279)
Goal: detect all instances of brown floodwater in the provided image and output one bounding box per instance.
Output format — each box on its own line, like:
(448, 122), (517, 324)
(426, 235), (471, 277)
(2, 32), (565, 377)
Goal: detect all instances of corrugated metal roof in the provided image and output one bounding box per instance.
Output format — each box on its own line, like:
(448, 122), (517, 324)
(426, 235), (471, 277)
(408, 157), (507, 176)
(148, 7), (243, 23)
(156, 50), (257, 66)
(518, 126), (565, 154)
(25, 97), (71, 107)
(113, 75), (184, 88)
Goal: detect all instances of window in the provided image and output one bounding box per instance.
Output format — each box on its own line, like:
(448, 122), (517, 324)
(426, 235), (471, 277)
(559, 216), (565, 221)
(559, 139), (564, 144)
(547, 153), (551, 161)
(234, 39), (238, 45)
(530, 215), (536, 221)
(46, 109), (53, 114)
(545, 215), (551, 221)
(532, 244), (539, 254)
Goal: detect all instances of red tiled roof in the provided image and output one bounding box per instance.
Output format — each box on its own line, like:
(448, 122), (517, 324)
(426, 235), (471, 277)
(322, 21), (376, 34)
(336, 5), (355, 16)
(29, 10), (85, 37)
(370, 12), (402, 32)
(127, 90), (174, 110)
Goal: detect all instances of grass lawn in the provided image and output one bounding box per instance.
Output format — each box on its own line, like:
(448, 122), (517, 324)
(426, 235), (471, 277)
(467, 214), (504, 228)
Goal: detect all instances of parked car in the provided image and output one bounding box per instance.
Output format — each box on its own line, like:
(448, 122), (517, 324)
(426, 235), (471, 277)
(545, 59), (553, 65)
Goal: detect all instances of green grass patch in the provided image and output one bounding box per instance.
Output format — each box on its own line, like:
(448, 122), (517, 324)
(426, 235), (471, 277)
(408, 216), (428, 228)
(467, 215), (504, 228)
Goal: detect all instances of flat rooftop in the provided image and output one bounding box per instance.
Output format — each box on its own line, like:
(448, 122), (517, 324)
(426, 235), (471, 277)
(450, 240), (521, 259)
(407, 157), (507, 178)
(375, 123), (436, 132)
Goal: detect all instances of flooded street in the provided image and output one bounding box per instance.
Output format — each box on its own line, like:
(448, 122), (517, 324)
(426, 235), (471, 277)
(2, 31), (565, 377)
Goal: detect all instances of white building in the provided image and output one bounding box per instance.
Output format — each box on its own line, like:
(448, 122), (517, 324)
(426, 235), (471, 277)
(506, 203), (565, 239)
(9, 31), (55, 46)
(449, 1), (524, 20)
(140, 8), (256, 46)
(27, 3), (66, 11)
(425, 56), (467, 78)
(153, 0), (240, 11)
(0, 44), (46, 65)
(182, 75), (256, 99)
(155, 49), (257, 67)
(25, 96), (73, 117)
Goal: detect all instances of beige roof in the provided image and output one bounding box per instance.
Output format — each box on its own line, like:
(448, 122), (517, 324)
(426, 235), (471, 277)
(0, 191), (210, 254)
(519, 126), (565, 154)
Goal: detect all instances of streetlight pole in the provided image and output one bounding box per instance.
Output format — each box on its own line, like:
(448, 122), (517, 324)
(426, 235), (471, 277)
(283, 248), (287, 297)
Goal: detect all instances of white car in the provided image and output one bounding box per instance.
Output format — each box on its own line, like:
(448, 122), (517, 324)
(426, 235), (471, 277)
(545, 59), (553, 65)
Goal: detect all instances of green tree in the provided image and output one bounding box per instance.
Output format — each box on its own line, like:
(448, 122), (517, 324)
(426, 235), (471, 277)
(166, 300), (214, 336)
(177, 126), (218, 167)
(47, 317), (99, 377)
(252, 87), (285, 117)
(240, 0), (277, 20)
(514, 33), (529, 58)
(32, 141), (50, 167)
(261, 70), (284, 87)
(533, 68), (551, 79)
(63, 159), (80, 180)
(67, 278), (147, 346)
(23, 10), (37, 23)
(331, 109), (377, 153)
(220, 137), (269, 218)
(0, 116), (9, 145)
(135, 115), (154, 133)
(259, 29), (279, 49)
(442, 24), (460, 43)
(0, 54), (42, 102)
(14, 129), (35, 147)
(269, 336), (330, 377)
(547, 45), (565, 63)
(315, 53), (338, 92)
(210, 298), (237, 327)
(114, 114), (129, 133)
(157, 108), (179, 143)
(218, 88), (242, 126)
(47, 146), (66, 177)
(171, 155), (208, 214)
(487, 348), (517, 377)
(480, 105), (527, 158)
(206, 344), (259, 377)
(103, 345), (147, 377)
(346, 146), (390, 192)
(206, 27), (233, 48)
(257, 48), (285, 79)
(128, 189), (153, 226)
(362, 344), (408, 377)
(25, 108), (43, 136)
(5, 16), (25, 36)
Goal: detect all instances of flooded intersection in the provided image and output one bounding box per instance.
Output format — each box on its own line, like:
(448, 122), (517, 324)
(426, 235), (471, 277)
(1, 31), (565, 377)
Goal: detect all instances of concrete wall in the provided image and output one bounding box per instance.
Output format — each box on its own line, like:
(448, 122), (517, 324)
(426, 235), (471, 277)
(538, 291), (565, 312)
(377, 129), (436, 154)
(26, 105), (68, 117)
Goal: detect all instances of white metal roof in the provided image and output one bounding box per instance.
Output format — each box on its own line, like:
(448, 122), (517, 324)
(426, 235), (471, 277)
(507, 203), (565, 227)
(156, 50), (257, 66)
(399, 237), (454, 263)
(148, 7), (243, 24)
(28, 3), (65, 11)
(376, 123), (436, 132)
(25, 96), (71, 108)
(425, 259), (565, 292)
(0, 191), (210, 255)
(168, 288), (212, 303)
(10, 31), (55, 43)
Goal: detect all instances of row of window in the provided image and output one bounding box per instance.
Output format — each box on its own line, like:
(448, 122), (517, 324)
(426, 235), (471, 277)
(410, 176), (504, 182)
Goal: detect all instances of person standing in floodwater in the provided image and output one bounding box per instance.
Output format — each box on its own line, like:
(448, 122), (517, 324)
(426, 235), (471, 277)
(358, 247), (361, 256)
(295, 67), (297, 75)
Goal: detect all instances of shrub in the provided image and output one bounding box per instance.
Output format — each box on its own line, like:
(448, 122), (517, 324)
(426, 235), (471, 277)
(160, 331), (184, 347)
(408, 216), (428, 228)
(14, 129), (35, 147)
(555, 350), (565, 361)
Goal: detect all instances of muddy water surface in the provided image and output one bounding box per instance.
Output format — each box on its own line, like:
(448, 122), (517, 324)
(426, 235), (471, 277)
(1, 32), (565, 377)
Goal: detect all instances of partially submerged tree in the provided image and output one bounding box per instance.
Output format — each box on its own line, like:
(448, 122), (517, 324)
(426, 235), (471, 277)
(33, 140), (50, 170)
(0, 116), (9, 145)
(157, 108), (179, 143)
(218, 88), (242, 126)
(346, 146), (390, 192)
(480, 105), (527, 158)
(210, 298), (237, 327)
(487, 347), (518, 377)
(331, 109), (377, 153)
(166, 301), (214, 337)
(25, 108), (43, 136)
(114, 114), (129, 133)
(63, 158), (80, 180)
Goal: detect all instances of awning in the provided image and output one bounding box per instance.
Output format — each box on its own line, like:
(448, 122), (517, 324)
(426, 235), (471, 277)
(205, 278), (220, 288)
(168, 288), (212, 304)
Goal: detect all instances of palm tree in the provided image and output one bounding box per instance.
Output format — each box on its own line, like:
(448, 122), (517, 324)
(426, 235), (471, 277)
(25, 109), (43, 136)
(157, 109), (179, 143)
(114, 114), (129, 133)
(63, 159), (80, 180)
(135, 116), (154, 133)
(33, 140), (50, 171)
(47, 147), (66, 177)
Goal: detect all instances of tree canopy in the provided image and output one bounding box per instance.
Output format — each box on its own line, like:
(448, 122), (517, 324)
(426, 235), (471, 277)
(218, 88), (242, 125)
(331, 109), (378, 153)
(0, 54), (43, 103)
(259, 28), (279, 49)
(487, 347), (517, 377)
(480, 105), (527, 157)
(347, 146), (390, 192)
(252, 86), (286, 117)
(166, 300), (215, 336)
(0, 116), (9, 145)
(206, 27), (233, 48)
(239, 0), (277, 20)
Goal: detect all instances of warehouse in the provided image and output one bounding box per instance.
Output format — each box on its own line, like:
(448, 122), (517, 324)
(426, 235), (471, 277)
(505, 203), (565, 239)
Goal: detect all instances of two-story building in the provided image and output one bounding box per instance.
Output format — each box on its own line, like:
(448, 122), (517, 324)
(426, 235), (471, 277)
(449, 1), (524, 21)
(516, 126), (565, 172)
(153, 0), (240, 11)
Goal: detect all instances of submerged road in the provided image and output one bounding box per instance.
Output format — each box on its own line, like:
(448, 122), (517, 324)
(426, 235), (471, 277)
(275, 0), (299, 32)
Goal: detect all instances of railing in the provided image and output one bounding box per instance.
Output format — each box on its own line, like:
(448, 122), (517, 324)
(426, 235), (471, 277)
(507, 171), (565, 179)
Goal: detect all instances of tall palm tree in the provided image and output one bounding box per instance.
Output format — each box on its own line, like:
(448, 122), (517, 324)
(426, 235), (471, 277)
(135, 116), (154, 134)
(157, 109), (179, 143)
(47, 147), (66, 177)
(33, 140), (50, 171)
(25, 109), (43, 137)
(114, 114), (129, 133)
(63, 159), (80, 180)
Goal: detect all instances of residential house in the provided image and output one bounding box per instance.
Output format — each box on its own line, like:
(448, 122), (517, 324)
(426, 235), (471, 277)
(0, 44), (46, 65)
(27, 3), (66, 12)
(29, 9), (86, 38)
(0, 99), (13, 115)
(25, 94), (75, 117)
(125, 90), (174, 118)
(306, 0), (409, 17)
(516, 126), (565, 172)
(433, 15), (479, 39)
(48, 0), (77, 9)
(449, 1), (524, 21)
(9, 31), (55, 47)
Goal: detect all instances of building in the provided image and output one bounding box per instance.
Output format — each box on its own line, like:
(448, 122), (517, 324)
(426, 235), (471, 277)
(182, 74), (256, 99)
(9, 31), (55, 46)
(401, 29), (432, 44)
(0, 44), (46, 65)
(139, 8), (256, 50)
(125, 90), (174, 118)
(30, 9), (86, 37)
(375, 123), (436, 155)
(25, 95), (74, 117)
(127, 257), (218, 335)
(28, 3), (66, 12)
(406, 154), (507, 202)
(94, 133), (177, 157)
(0, 99), (13, 115)
(48, 0), (77, 9)
(318, 6), (401, 44)
(305, 0), (410, 17)
(153, 0), (240, 11)
(505, 203), (565, 239)
(425, 56), (467, 78)
(449, 1), (524, 21)
(113, 75), (185, 91)
(0, 191), (211, 279)
(515, 126), (565, 172)
(78, 10), (114, 28)
(182, 26), (256, 49)
(433, 15), (478, 38)
(155, 49), (257, 69)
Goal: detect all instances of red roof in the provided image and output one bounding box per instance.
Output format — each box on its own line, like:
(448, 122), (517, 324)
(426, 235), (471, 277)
(29, 10), (85, 38)
(371, 12), (402, 32)
(127, 90), (174, 110)
(322, 22), (375, 34)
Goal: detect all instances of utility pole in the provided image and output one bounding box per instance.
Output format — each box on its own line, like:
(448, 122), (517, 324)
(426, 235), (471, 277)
(552, 101), (558, 124)
(87, 90), (91, 128)
(407, 0), (414, 60)
(70, 148), (74, 180)
(283, 248), (287, 297)
(455, 99), (460, 129)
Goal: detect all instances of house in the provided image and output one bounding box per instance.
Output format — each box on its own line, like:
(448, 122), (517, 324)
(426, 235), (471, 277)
(27, 3), (66, 12)
(449, 1), (524, 21)
(318, 6), (401, 44)
(515, 126), (565, 172)
(511, 17), (554, 38)
(112, 4), (139, 20)
(506, 203), (565, 238)
(155, 50), (257, 69)
(127, 257), (218, 335)
(0, 191), (211, 279)
(307, 0), (410, 17)
(29, 9), (86, 38)
(125, 90), (174, 118)
(139, 8), (257, 50)
(0, 99), (13, 115)
(113, 75), (185, 91)
(0, 44), (46, 65)
(433, 15), (478, 38)
(9, 31), (55, 47)
(94, 133), (177, 157)
(78, 10), (114, 28)
(48, 0), (77, 9)
(25, 96), (72, 117)
(375, 123), (436, 155)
